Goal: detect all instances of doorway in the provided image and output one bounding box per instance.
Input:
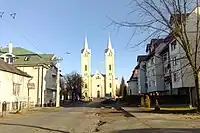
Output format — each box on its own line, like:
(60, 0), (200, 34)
(97, 91), (100, 98)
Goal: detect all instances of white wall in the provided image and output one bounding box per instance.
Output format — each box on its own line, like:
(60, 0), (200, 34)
(138, 62), (146, 94)
(17, 66), (52, 105)
(91, 72), (105, 98)
(0, 70), (30, 103)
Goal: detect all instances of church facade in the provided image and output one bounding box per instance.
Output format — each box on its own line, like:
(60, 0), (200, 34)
(81, 35), (116, 98)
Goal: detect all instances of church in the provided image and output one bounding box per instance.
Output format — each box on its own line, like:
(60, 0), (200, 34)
(81, 34), (116, 98)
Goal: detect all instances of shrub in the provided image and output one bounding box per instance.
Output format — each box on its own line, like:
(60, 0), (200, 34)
(145, 95), (151, 108)
(140, 96), (145, 107)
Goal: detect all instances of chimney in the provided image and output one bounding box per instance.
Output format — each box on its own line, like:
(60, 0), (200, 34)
(8, 41), (13, 53)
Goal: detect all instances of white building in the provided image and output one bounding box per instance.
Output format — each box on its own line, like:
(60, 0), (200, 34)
(127, 70), (138, 95)
(0, 42), (63, 106)
(135, 55), (148, 94)
(145, 39), (165, 94)
(0, 59), (31, 111)
(81, 35), (116, 98)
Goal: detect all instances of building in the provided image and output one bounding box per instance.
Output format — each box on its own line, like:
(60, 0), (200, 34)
(135, 55), (148, 94)
(81, 35), (116, 98)
(127, 70), (138, 95)
(0, 42), (63, 106)
(145, 39), (165, 94)
(0, 59), (31, 111)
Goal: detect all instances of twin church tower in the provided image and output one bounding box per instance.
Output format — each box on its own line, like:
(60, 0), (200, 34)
(81, 34), (116, 98)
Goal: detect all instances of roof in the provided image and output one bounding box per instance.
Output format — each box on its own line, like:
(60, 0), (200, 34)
(0, 47), (35, 55)
(1, 47), (55, 66)
(0, 60), (31, 77)
(91, 73), (106, 77)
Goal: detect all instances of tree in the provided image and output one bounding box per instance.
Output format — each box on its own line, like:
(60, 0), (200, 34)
(64, 72), (84, 102)
(123, 86), (128, 98)
(119, 77), (126, 96)
(110, 0), (200, 110)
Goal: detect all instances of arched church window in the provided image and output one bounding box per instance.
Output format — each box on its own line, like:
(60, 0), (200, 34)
(109, 65), (111, 71)
(85, 65), (87, 71)
(109, 52), (112, 56)
(85, 84), (87, 88)
(109, 83), (112, 88)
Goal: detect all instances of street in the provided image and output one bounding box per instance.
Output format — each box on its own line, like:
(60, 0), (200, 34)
(0, 101), (199, 133)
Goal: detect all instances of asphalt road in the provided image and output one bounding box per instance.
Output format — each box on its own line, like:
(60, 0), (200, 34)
(0, 101), (200, 133)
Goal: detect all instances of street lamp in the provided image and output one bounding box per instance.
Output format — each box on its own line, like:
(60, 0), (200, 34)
(55, 52), (71, 107)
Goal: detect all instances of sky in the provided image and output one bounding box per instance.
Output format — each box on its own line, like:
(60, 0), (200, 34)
(0, 0), (146, 82)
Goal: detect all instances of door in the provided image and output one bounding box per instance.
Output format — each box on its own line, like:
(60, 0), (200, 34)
(97, 91), (100, 98)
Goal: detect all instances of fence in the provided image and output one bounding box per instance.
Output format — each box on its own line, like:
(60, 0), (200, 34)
(0, 101), (36, 113)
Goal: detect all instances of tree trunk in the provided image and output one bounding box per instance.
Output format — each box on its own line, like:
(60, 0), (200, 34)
(194, 71), (200, 111)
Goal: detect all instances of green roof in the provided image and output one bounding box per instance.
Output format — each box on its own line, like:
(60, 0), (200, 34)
(0, 47), (55, 66)
(0, 47), (35, 55)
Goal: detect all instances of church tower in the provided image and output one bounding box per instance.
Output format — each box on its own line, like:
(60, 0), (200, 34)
(81, 37), (91, 98)
(105, 34), (115, 97)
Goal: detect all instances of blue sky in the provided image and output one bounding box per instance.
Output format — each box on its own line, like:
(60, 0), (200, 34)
(0, 0), (146, 82)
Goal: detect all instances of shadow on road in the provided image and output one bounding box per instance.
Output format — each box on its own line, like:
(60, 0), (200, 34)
(0, 123), (69, 133)
(62, 100), (135, 118)
(113, 128), (200, 133)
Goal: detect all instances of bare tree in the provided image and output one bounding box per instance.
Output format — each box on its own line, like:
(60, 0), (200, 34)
(64, 72), (84, 102)
(110, 0), (200, 110)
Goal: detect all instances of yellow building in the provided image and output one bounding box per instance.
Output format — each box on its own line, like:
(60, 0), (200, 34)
(81, 35), (116, 98)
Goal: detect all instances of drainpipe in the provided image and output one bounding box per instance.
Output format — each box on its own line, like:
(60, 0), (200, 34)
(41, 66), (44, 107)
(37, 66), (40, 106)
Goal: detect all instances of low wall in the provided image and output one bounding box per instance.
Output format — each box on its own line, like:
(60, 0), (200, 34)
(121, 94), (190, 106)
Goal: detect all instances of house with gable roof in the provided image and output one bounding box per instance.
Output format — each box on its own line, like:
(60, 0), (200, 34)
(0, 42), (65, 107)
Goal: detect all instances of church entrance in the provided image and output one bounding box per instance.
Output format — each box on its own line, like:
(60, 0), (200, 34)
(97, 91), (100, 98)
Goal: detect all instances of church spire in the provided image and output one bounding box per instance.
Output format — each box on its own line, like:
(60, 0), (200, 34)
(107, 32), (112, 49)
(84, 36), (88, 49)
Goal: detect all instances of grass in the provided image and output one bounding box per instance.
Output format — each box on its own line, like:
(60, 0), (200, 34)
(139, 107), (198, 114)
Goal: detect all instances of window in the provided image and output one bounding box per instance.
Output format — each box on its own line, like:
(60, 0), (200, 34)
(173, 73), (177, 82)
(97, 85), (100, 87)
(10, 57), (14, 64)
(152, 69), (155, 76)
(24, 56), (30, 61)
(163, 53), (168, 62)
(109, 83), (112, 88)
(85, 84), (87, 88)
(6, 58), (9, 63)
(151, 57), (154, 65)
(171, 41), (176, 51)
(85, 65), (87, 71)
(85, 92), (88, 97)
(109, 65), (111, 71)
(164, 66), (169, 74)
(96, 76), (100, 79)
(13, 83), (21, 96)
(148, 81), (151, 87)
(109, 73), (112, 76)
(130, 89), (132, 95)
(172, 56), (177, 66)
(152, 80), (156, 87)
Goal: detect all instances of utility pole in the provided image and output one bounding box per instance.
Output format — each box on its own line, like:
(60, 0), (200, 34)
(56, 57), (61, 107)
